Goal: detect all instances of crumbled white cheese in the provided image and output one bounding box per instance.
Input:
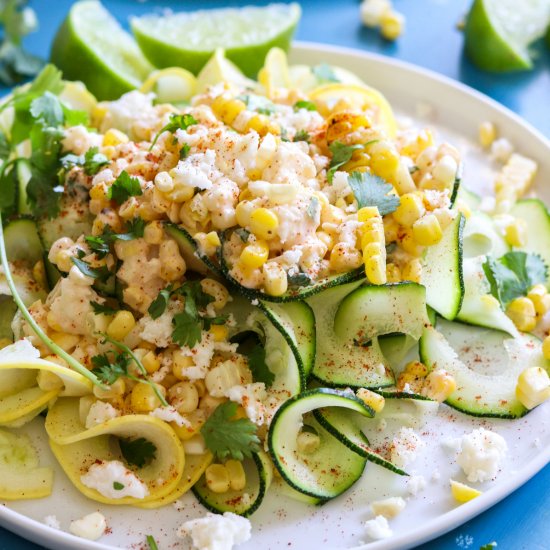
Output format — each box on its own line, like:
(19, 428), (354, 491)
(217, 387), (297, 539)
(183, 434), (207, 455)
(80, 460), (149, 499)
(0, 338), (40, 362)
(225, 383), (267, 425)
(490, 138), (514, 163)
(85, 401), (120, 429)
(99, 91), (156, 136)
(150, 406), (190, 427)
(407, 475), (427, 496)
(69, 512), (106, 541)
(43, 515), (61, 530)
(370, 496), (406, 518)
(456, 428), (508, 483)
(364, 515), (392, 540)
(138, 301), (182, 348)
(177, 512), (252, 550)
(62, 125), (103, 155)
(390, 427), (424, 468)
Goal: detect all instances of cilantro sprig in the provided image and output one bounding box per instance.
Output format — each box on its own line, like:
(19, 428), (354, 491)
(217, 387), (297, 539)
(107, 171), (143, 205)
(119, 437), (157, 468)
(326, 140), (378, 183)
(200, 401), (261, 461)
(61, 146), (109, 176)
(347, 171), (400, 215)
(150, 113), (197, 149)
(84, 218), (145, 259)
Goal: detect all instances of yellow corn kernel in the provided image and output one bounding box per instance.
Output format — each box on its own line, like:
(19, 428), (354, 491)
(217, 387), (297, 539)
(316, 230), (334, 251)
(363, 242), (383, 258)
(46, 311), (62, 331)
(247, 114), (280, 137)
(450, 479), (482, 503)
(393, 161), (416, 195)
(235, 201), (254, 227)
(144, 221), (164, 245)
(412, 214), (443, 247)
(55, 249), (74, 273)
(516, 366), (550, 409)
(434, 207), (458, 229)
(225, 459), (247, 491)
(118, 197), (138, 220)
(296, 430), (321, 455)
(141, 351), (160, 374)
(263, 262), (288, 297)
(37, 370), (64, 392)
(383, 216), (399, 243)
(506, 297), (537, 332)
(168, 381), (199, 414)
(172, 349), (194, 380)
(89, 183), (108, 201)
(393, 193), (425, 227)
(91, 104), (108, 127)
(386, 263), (401, 283)
(247, 168), (262, 181)
(504, 218), (527, 248)
(130, 382), (164, 413)
(103, 128), (129, 147)
(421, 369), (456, 402)
(93, 378), (125, 399)
(137, 202), (163, 222)
(205, 231), (221, 248)
(107, 311), (136, 340)
(0, 338), (12, 349)
(326, 111), (371, 143)
(200, 279), (229, 310)
(368, 141), (400, 180)
(205, 464), (230, 493)
(380, 10), (405, 41)
(400, 129), (434, 159)
(402, 258), (422, 283)
(159, 239), (186, 281)
(240, 240), (269, 269)
(211, 95), (247, 125)
(210, 324), (228, 342)
(172, 409), (206, 440)
(527, 285), (550, 316)
(50, 332), (80, 353)
(249, 208), (279, 240)
(403, 360), (429, 378)
(356, 388), (385, 413)
(154, 171), (174, 193)
(494, 153), (538, 206)
(364, 254), (387, 285)
(330, 243), (363, 273)
(479, 121), (497, 148)
(357, 206), (380, 221)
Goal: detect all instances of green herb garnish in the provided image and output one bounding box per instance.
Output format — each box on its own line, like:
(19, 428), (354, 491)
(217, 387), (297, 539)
(119, 437), (157, 468)
(347, 171), (400, 215)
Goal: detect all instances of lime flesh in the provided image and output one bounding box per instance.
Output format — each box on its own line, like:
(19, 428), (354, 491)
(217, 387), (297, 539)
(50, 0), (153, 100)
(131, 3), (301, 77)
(465, 0), (550, 72)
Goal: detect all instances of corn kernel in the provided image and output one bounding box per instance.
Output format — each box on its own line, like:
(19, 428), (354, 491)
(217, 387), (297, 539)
(235, 201), (254, 227)
(205, 464), (230, 493)
(103, 128), (129, 147)
(47, 311), (62, 331)
(172, 409), (206, 440)
(357, 206), (380, 221)
(404, 360), (429, 377)
(356, 388), (385, 413)
(432, 155), (458, 189)
(159, 239), (186, 281)
(249, 208), (279, 240)
(168, 381), (199, 414)
(93, 378), (125, 399)
(106, 311), (136, 340)
(263, 261), (288, 297)
(479, 121), (497, 148)
(130, 382), (164, 413)
(402, 258), (422, 283)
(200, 279), (229, 310)
(210, 324), (228, 342)
(380, 10), (405, 41)
(144, 221), (164, 245)
(172, 350), (194, 380)
(364, 254), (387, 285)
(154, 171), (174, 193)
(50, 332), (80, 353)
(516, 366), (550, 409)
(412, 214), (443, 246)
(421, 369), (456, 402)
(225, 459), (247, 491)
(330, 243), (363, 272)
(503, 218), (527, 248)
(393, 193), (425, 227)
(506, 297), (537, 332)
(296, 430), (321, 455)
(211, 95), (247, 125)
(368, 140), (400, 180)
(205, 231), (221, 248)
(386, 262), (401, 283)
(527, 285), (550, 316)
(240, 240), (269, 269)
(450, 479), (482, 503)
(141, 351), (160, 374)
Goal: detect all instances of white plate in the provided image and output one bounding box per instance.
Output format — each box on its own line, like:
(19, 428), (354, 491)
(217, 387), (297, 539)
(1, 42), (550, 550)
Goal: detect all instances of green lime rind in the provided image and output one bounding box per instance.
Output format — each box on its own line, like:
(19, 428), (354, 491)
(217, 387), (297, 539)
(50, 1), (153, 100)
(130, 4), (301, 77)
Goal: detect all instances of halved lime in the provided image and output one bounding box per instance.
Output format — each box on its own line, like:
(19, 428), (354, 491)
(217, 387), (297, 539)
(131, 3), (301, 77)
(465, 0), (550, 72)
(50, 0), (153, 100)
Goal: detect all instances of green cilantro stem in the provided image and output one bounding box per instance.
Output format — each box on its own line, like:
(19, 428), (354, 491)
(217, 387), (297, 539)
(99, 333), (168, 407)
(0, 211), (107, 389)
(146, 535), (159, 550)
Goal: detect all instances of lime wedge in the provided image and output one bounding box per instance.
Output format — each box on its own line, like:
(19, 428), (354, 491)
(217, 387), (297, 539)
(131, 3), (301, 77)
(465, 0), (550, 71)
(196, 49), (255, 94)
(50, 0), (153, 100)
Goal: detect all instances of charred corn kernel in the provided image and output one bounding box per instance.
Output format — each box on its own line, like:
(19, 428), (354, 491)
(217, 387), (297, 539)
(107, 311), (136, 340)
(137, 202), (163, 221)
(172, 350), (194, 380)
(528, 285), (550, 316)
(210, 324), (228, 342)
(402, 258), (422, 283)
(364, 254), (387, 285)
(368, 141), (400, 180)
(240, 240), (269, 269)
(37, 370), (64, 391)
(46, 311), (62, 331)
(356, 388), (385, 413)
(403, 360), (429, 378)
(503, 218), (527, 247)
(211, 95), (247, 125)
(205, 361), (244, 398)
(168, 381), (199, 414)
(50, 332), (80, 352)
(358, 206), (380, 221)
(450, 479), (482, 503)
(103, 128), (129, 147)
(225, 460), (246, 491)
(330, 242), (363, 272)
(393, 161), (416, 195)
(386, 263), (401, 283)
(494, 154), (538, 211)
(413, 214), (443, 246)
(200, 279), (229, 310)
(516, 366), (550, 409)
(249, 208), (279, 240)
(506, 297), (537, 332)
(296, 430), (321, 454)
(154, 171), (174, 193)
(93, 378), (125, 399)
(144, 221), (164, 245)
(421, 369), (456, 402)
(235, 201), (254, 227)
(90, 183), (108, 201)
(326, 111), (371, 143)
(393, 193), (425, 227)
(130, 382), (164, 413)
(0, 338), (12, 349)
(479, 121), (497, 148)
(141, 351), (160, 374)
(205, 464), (230, 493)
(159, 239), (186, 281)
(396, 372), (420, 392)
(263, 261), (288, 297)
(380, 10), (405, 41)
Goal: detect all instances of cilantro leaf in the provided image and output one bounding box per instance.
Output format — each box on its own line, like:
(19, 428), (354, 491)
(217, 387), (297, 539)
(29, 92), (64, 127)
(150, 113), (197, 149)
(235, 228), (251, 243)
(327, 141), (364, 183)
(107, 171), (142, 205)
(347, 171), (400, 216)
(294, 100), (317, 112)
(90, 301), (118, 315)
(116, 217), (145, 240)
(202, 313), (229, 330)
(287, 271), (312, 288)
(201, 401), (261, 461)
(119, 437), (157, 468)
(71, 256), (112, 281)
(146, 535), (159, 550)
(294, 129), (310, 143)
(483, 251), (548, 308)
(148, 286), (172, 319)
(241, 342), (274, 387)
(91, 352), (130, 385)
(312, 63), (340, 83)
(172, 311), (202, 348)
(61, 146), (109, 176)
(85, 235), (111, 259)
(179, 143), (190, 159)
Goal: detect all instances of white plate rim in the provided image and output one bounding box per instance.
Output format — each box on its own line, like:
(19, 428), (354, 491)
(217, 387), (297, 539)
(0, 40), (549, 550)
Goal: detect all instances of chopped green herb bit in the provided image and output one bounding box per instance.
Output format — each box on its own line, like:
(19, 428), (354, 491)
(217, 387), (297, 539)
(347, 171), (400, 215)
(119, 437), (157, 468)
(107, 170), (142, 205)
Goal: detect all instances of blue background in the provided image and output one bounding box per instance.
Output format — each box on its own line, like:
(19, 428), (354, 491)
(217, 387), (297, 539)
(1, 1), (549, 549)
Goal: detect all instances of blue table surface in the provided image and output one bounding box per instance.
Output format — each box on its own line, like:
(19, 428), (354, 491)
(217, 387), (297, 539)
(1, 1), (549, 549)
